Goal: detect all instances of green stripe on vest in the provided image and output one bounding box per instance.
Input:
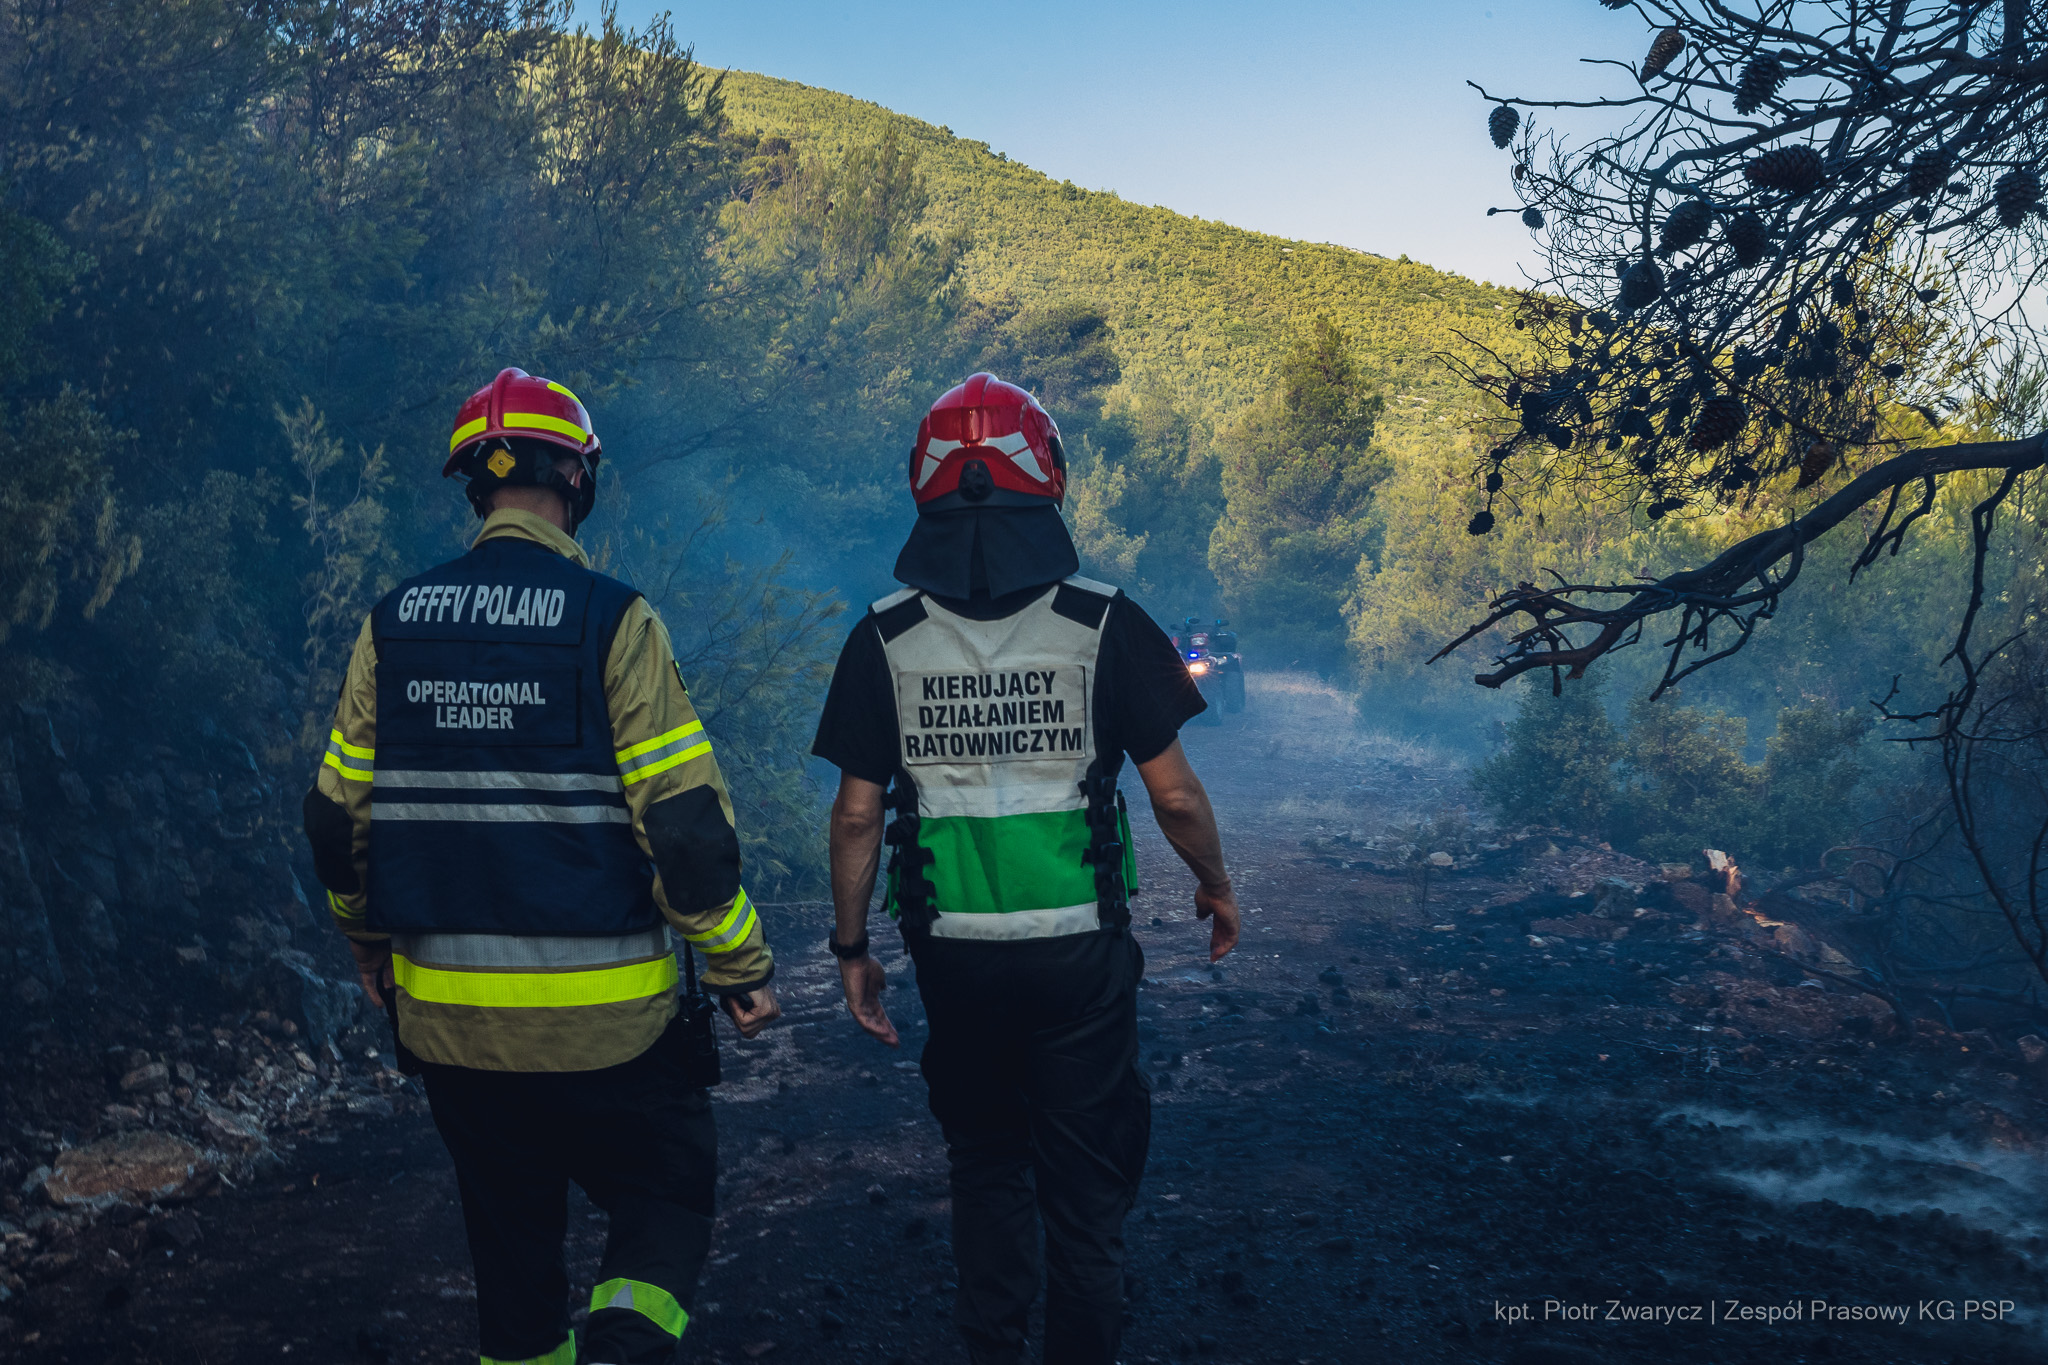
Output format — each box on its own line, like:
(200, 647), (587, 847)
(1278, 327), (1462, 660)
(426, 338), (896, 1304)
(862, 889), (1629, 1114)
(920, 808), (1098, 914)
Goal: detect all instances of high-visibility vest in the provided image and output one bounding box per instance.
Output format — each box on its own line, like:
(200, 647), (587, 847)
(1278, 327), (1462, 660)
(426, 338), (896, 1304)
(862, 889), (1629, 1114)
(875, 576), (1136, 941)
(366, 538), (657, 937)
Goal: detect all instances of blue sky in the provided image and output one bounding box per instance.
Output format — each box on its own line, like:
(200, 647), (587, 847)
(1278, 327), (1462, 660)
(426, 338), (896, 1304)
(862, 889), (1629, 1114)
(583, 1), (1641, 287)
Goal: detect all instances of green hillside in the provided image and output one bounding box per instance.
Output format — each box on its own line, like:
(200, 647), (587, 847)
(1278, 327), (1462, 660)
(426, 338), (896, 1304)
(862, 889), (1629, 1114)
(719, 71), (1524, 445)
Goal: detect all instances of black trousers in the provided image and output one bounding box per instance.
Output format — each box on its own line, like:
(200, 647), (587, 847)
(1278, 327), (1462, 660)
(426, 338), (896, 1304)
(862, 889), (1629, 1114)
(420, 1016), (716, 1365)
(912, 928), (1151, 1365)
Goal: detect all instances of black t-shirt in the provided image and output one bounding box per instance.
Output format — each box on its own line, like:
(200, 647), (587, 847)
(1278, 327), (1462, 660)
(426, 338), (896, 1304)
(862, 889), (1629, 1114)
(812, 583), (1206, 784)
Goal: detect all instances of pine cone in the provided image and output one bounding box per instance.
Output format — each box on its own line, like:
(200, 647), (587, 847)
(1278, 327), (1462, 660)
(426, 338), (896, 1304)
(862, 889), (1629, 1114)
(1689, 395), (1745, 450)
(1745, 146), (1825, 195)
(1829, 274), (1857, 309)
(1904, 150), (1951, 198)
(1724, 211), (1769, 265)
(1795, 441), (1835, 489)
(1643, 27), (1686, 80)
(1617, 258), (1665, 311)
(1994, 169), (2041, 229)
(1489, 104), (1521, 149)
(1659, 200), (1715, 255)
(1467, 510), (1496, 536)
(1522, 206), (1546, 229)
(1733, 54), (1784, 114)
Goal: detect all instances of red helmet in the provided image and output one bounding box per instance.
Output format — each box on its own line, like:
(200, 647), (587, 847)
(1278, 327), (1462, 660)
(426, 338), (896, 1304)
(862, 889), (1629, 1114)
(444, 367), (600, 473)
(445, 368), (602, 527)
(909, 373), (1065, 510)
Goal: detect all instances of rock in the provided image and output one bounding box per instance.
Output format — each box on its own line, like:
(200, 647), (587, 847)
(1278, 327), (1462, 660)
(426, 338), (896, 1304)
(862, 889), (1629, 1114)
(255, 949), (361, 1051)
(1529, 914), (1627, 942)
(817, 1310), (845, 1336)
(1318, 1236), (1355, 1255)
(43, 1133), (210, 1208)
(1317, 966), (1344, 988)
(119, 1062), (169, 1094)
(866, 1184), (889, 1206)
(101, 1104), (144, 1126)
(1292, 1211), (1320, 1227)
(193, 1099), (268, 1155)
(1772, 923), (1817, 956)
(150, 1210), (204, 1250)
(2017, 1035), (2048, 1068)
(1426, 851), (1454, 867)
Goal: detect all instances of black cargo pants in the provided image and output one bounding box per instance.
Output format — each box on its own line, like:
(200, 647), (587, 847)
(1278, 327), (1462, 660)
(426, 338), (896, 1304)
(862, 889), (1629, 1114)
(912, 927), (1151, 1365)
(419, 1014), (716, 1365)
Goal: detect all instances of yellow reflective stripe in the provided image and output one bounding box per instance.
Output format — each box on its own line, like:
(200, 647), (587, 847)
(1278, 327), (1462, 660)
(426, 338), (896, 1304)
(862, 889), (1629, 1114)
(480, 1335), (575, 1365)
(590, 1277), (689, 1337)
(616, 722), (703, 765)
(545, 380), (584, 406)
(502, 411), (589, 443)
(449, 416), (489, 453)
(329, 729), (374, 760)
(392, 952), (677, 1008)
(326, 889), (363, 922)
(684, 889), (756, 952)
(620, 741), (711, 787)
(323, 750), (374, 783)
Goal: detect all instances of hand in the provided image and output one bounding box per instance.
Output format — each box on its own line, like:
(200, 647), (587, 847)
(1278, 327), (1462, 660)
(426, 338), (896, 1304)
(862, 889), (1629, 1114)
(838, 953), (899, 1047)
(348, 938), (395, 1008)
(1196, 880), (1240, 962)
(723, 983), (782, 1039)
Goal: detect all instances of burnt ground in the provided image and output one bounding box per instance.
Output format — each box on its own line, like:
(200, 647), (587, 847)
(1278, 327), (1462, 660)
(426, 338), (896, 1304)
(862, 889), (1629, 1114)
(8, 673), (2048, 1365)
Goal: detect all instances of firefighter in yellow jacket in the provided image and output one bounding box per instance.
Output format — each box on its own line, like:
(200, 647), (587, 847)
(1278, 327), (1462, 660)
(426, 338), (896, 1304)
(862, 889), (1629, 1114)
(302, 368), (779, 1365)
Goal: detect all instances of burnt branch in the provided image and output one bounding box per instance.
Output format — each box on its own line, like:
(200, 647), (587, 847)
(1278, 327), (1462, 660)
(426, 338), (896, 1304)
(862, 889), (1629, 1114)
(1441, 0), (2048, 688)
(1431, 431), (2044, 689)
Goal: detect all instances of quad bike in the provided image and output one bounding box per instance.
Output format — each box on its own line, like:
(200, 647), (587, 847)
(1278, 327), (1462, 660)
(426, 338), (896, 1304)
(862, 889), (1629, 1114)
(1175, 618), (1245, 722)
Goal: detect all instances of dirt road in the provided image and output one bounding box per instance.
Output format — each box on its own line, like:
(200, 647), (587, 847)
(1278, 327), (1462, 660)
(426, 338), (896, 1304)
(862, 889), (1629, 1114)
(7, 674), (2045, 1365)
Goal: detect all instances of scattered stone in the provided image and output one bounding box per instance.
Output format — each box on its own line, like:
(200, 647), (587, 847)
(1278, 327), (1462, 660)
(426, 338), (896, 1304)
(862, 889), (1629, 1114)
(1292, 1211), (1320, 1227)
(43, 1133), (211, 1209)
(1318, 1236), (1355, 1255)
(817, 1309), (845, 1336)
(193, 1100), (268, 1155)
(150, 1210), (204, 1250)
(2017, 1036), (2048, 1069)
(866, 1184), (889, 1206)
(118, 1062), (170, 1094)
(1426, 851), (1454, 867)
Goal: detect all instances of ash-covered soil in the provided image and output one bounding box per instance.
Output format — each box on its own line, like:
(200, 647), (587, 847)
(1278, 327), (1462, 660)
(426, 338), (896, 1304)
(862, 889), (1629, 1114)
(7, 674), (2048, 1365)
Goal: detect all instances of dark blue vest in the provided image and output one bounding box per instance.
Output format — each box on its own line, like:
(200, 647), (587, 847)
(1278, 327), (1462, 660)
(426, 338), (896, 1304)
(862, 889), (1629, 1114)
(365, 537), (657, 936)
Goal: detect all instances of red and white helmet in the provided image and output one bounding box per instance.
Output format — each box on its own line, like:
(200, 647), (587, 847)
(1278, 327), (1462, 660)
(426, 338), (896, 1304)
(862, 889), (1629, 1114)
(444, 367), (602, 526)
(909, 373), (1066, 510)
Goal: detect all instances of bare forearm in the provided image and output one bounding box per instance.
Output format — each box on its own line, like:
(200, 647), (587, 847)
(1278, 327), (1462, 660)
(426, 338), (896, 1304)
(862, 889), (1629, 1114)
(1136, 741), (1229, 888)
(1154, 789), (1229, 889)
(829, 780), (886, 945)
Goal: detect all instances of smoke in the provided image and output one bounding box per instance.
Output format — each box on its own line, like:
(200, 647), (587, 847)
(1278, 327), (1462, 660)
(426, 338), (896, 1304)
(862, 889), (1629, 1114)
(1669, 1105), (2048, 1253)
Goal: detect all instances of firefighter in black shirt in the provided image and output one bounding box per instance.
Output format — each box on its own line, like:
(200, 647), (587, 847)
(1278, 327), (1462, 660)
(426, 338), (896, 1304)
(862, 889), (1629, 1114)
(812, 373), (1240, 1365)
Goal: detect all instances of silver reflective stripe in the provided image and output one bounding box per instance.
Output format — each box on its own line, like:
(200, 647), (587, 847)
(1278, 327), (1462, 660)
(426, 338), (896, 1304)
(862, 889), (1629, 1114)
(372, 802), (630, 824)
(928, 903), (1101, 941)
(390, 926), (669, 969)
(375, 769), (623, 793)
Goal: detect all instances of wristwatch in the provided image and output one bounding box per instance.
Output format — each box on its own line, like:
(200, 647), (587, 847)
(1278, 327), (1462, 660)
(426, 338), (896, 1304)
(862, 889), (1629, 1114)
(827, 929), (871, 960)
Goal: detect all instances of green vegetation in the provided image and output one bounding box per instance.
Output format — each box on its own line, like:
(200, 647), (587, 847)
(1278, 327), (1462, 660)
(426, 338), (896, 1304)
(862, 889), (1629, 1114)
(1475, 675), (1874, 871)
(1209, 318), (1389, 669)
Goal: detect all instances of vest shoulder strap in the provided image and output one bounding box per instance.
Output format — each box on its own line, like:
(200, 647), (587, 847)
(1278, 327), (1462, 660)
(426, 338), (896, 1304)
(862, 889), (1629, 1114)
(871, 590), (928, 644)
(1050, 576), (1116, 630)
